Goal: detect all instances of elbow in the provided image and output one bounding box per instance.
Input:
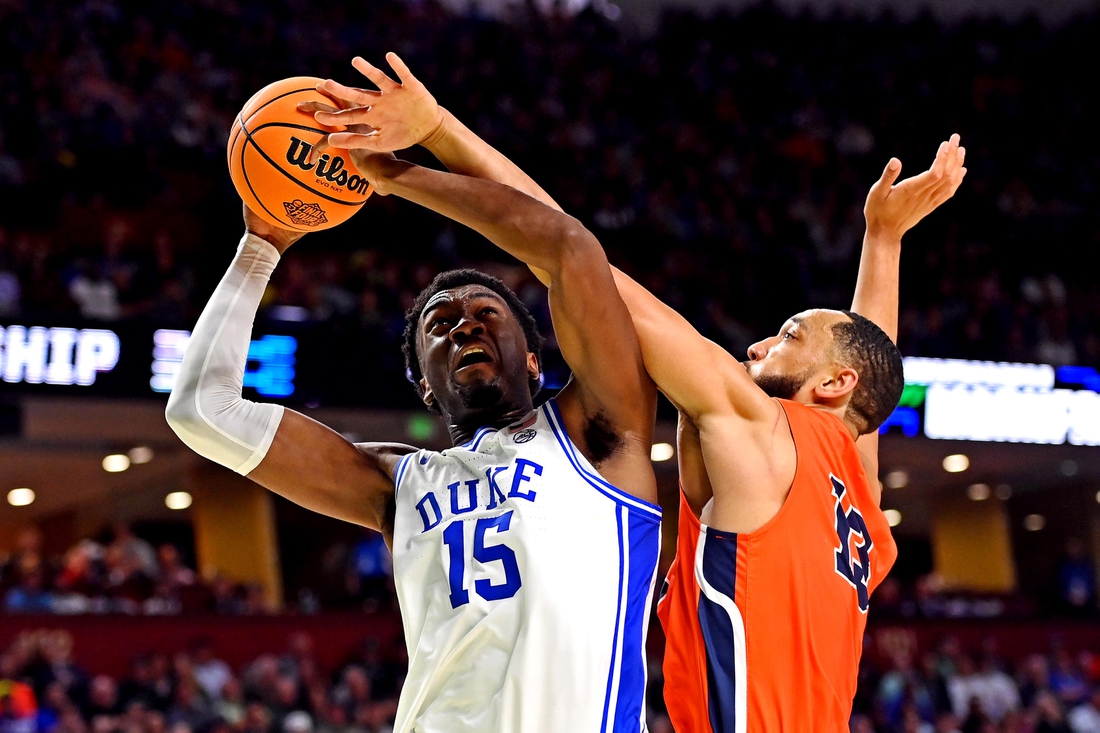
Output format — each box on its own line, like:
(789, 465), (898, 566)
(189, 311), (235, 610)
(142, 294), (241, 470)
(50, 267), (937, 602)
(165, 384), (204, 447)
(551, 218), (604, 273)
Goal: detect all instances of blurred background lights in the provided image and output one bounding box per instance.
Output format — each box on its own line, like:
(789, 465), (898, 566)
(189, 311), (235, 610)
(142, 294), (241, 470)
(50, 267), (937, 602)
(942, 454), (970, 473)
(7, 488), (35, 507)
(967, 483), (991, 501)
(996, 484), (1013, 500)
(884, 470), (909, 489)
(165, 491), (193, 510)
(102, 454), (131, 473)
(128, 446), (154, 464)
(1024, 514), (1046, 532)
(1061, 459), (1079, 476)
(650, 443), (675, 462)
(883, 509), (902, 527)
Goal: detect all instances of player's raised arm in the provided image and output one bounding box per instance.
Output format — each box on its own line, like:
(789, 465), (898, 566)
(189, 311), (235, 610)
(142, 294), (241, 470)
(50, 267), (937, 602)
(301, 54), (564, 213)
(850, 135), (967, 482)
(354, 153), (657, 495)
(164, 206), (410, 535)
(310, 55), (773, 426)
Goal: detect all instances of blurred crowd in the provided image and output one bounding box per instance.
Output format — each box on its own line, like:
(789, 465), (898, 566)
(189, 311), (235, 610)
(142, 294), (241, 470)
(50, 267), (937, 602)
(0, 526), (396, 617)
(0, 630), (406, 733)
(0, 527), (267, 616)
(854, 638), (1100, 733)
(0, 0), (1098, 384)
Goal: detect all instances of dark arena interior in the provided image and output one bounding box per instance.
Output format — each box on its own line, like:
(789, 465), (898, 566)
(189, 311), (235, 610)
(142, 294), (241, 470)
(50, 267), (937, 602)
(2, 0), (1100, 731)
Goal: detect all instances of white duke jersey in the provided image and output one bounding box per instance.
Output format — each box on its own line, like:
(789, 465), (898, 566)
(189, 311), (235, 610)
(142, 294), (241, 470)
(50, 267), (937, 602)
(390, 399), (662, 733)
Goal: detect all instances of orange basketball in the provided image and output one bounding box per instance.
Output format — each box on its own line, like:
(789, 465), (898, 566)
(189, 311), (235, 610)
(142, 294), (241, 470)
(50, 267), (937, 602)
(227, 76), (373, 232)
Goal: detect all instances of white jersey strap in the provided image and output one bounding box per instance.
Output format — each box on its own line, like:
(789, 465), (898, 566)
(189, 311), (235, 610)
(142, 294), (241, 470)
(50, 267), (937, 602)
(165, 233), (285, 475)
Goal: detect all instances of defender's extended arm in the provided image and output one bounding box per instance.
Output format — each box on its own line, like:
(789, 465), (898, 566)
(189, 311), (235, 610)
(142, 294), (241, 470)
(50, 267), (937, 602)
(361, 157), (656, 448)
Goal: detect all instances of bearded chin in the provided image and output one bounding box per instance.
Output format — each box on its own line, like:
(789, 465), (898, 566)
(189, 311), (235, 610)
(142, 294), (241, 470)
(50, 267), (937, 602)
(752, 372), (806, 400)
(454, 377), (506, 411)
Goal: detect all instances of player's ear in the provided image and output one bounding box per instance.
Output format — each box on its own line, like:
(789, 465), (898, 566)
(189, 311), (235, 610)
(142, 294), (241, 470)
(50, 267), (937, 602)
(419, 377), (435, 408)
(525, 353), (540, 382)
(813, 367), (859, 402)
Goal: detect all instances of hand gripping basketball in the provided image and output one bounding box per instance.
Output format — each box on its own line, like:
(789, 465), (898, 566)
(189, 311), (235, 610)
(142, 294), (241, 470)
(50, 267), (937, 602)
(227, 76), (374, 232)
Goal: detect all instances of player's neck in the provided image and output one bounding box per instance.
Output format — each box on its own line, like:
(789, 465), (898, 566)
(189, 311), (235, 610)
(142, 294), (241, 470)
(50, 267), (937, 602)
(805, 402), (860, 440)
(445, 403), (536, 445)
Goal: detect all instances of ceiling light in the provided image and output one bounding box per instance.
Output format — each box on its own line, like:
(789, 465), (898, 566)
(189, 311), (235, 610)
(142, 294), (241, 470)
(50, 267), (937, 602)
(1061, 460), (1079, 477)
(165, 492), (193, 510)
(884, 509), (902, 527)
(128, 446), (154, 465)
(884, 470), (909, 489)
(942, 454), (970, 473)
(1023, 514), (1045, 532)
(102, 454), (131, 473)
(967, 483), (991, 501)
(650, 442), (675, 462)
(996, 484), (1012, 500)
(7, 488), (35, 507)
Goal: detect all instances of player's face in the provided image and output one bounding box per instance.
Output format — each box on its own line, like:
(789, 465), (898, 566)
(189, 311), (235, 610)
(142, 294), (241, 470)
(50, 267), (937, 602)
(743, 309), (851, 400)
(417, 285), (539, 419)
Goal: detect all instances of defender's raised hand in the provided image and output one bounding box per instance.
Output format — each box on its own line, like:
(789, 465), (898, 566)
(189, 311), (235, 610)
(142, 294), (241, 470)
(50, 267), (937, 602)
(864, 133), (967, 242)
(300, 53), (445, 155)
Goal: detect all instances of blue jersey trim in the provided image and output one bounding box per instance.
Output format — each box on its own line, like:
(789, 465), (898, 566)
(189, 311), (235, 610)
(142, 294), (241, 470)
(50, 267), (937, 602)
(468, 426), (496, 452)
(612, 508), (661, 730)
(543, 400), (662, 520)
(600, 507), (627, 732)
(392, 452), (415, 496)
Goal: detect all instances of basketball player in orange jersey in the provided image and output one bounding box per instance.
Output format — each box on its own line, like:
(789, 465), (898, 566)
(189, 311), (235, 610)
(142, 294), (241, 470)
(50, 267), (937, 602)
(306, 55), (966, 730)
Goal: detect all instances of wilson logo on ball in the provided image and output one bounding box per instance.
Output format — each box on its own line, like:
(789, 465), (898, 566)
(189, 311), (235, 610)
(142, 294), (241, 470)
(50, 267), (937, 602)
(285, 137), (370, 195)
(283, 199), (328, 227)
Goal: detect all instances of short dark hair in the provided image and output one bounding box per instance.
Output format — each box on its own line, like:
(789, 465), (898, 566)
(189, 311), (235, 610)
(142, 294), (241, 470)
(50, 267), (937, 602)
(402, 269), (545, 407)
(831, 310), (904, 434)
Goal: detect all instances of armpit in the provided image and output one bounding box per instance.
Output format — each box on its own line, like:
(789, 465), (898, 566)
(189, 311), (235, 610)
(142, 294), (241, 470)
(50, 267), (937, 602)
(583, 411), (625, 467)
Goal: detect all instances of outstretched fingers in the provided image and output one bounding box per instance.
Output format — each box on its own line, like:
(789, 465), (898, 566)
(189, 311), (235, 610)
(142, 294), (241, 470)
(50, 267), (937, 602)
(868, 158), (902, 203)
(385, 52), (419, 88)
(317, 79), (380, 107)
(352, 56), (400, 92)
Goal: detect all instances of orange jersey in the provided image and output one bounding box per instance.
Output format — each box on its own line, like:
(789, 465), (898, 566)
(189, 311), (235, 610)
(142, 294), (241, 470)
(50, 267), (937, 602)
(656, 399), (897, 732)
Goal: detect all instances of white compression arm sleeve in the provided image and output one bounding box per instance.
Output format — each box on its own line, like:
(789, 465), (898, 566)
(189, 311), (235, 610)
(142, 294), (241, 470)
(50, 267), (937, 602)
(165, 233), (285, 475)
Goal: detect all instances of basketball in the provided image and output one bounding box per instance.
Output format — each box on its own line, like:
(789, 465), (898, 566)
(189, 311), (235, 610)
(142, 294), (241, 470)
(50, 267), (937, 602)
(227, 76), (373, 232)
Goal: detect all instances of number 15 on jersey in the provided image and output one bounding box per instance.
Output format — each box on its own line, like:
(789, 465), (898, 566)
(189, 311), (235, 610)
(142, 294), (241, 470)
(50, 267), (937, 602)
(442, 510), (523, 608)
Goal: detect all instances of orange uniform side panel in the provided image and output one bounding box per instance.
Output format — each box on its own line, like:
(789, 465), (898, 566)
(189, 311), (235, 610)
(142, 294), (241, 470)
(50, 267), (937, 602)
(659, 400), (898, 732)
(656, 492), (710, 732)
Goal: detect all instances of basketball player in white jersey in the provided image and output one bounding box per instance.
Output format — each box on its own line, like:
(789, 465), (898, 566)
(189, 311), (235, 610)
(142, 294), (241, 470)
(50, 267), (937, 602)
(164, 116), (664, 729)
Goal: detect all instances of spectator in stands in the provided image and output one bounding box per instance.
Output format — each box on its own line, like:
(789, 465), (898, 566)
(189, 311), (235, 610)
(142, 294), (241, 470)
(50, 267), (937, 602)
(1036, 691), (1074, 733)
(1069, 688), (1100, 733)
(1052, 650), (1092, 708)
(3, 565), (54, 614)
(189, 639), (231, 701)
(1058, 538), (1097, 617)
(345, 531), (393, 612)
(84, 675), (120, 721)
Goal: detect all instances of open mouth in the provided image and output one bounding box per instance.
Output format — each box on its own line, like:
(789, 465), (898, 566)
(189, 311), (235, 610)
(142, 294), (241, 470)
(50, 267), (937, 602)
(455, 346), (493, 370)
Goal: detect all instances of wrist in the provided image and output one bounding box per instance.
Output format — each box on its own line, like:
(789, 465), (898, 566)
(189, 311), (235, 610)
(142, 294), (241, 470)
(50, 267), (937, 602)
(420, 107), (452, 150)
(367, 158), (414, 197)
(246, 228), (300, 256)
(863, 228), (903, 249)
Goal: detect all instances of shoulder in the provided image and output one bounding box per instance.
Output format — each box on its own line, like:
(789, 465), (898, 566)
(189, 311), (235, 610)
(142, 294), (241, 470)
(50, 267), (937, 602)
(353, 442), (419, 479)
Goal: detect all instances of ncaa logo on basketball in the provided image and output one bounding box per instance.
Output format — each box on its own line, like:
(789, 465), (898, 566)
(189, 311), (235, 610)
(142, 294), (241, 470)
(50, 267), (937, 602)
(513, 428), (537, 444)
(283, 199), (328, 227)
(830, 474), (873, 613)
